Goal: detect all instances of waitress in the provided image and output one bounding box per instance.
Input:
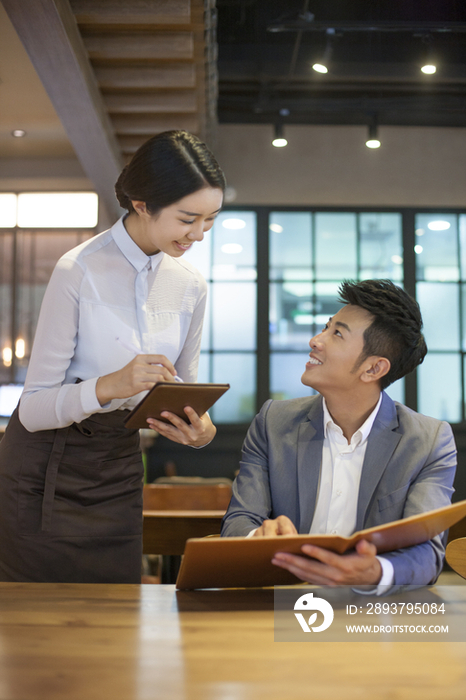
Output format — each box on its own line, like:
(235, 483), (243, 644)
(0, 130), (225, 583)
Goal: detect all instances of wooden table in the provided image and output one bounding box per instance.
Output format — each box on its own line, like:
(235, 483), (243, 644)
(1, 573), (466, 700)
(142, 509), (224, 555)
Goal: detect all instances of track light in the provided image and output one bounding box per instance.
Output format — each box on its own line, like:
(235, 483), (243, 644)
(272, 123), (288, 148)
(312, 28), (335, 74)
(420, 35), (437, 74)
(365, 121), (381, 149)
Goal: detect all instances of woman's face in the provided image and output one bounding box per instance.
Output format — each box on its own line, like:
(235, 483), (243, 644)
(130, 187), (223, 257)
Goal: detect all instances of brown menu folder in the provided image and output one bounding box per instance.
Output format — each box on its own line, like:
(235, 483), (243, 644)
(124, 382), (230, 429)
(175, 498), (466, 590)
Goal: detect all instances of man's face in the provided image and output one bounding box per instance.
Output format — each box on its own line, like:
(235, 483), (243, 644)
(301, 304), (375, 394)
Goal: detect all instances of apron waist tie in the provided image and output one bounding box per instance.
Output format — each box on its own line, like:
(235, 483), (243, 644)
(41, 425), (71, 532)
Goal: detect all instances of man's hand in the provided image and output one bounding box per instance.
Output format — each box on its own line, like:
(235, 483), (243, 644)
(146, 406), (217, 448)
(253, 515), (298, 537)
(271, 538), (382, 586)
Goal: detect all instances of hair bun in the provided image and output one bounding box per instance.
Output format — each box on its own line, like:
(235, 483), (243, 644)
(114, 166), (132, 210)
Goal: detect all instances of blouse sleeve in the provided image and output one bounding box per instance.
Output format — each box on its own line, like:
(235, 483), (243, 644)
(18, 256), (107, 432)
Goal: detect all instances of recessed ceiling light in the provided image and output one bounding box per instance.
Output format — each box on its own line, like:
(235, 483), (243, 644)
(269, 224), (283, 233)
(11, 129), (26, 138)
(421, 64), (436, 74)
(391, 255), (403, 265)
(414, 245), (423, 254)
(222, 218), (246, 230)
(427, 220), (451, 231)
(221, 243), (243, 255)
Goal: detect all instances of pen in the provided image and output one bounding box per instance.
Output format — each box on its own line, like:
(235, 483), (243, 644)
(116, 337), (183, 382)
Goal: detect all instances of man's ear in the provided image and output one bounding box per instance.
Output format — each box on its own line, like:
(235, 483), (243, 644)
(360, 356), (391, 384)
(131, 200), (149, 217)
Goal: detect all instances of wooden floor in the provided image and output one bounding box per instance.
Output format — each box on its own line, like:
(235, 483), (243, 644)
(1, 572), (466, 700)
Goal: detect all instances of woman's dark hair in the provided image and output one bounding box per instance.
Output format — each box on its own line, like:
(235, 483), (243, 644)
(115, 130), (226, 214)
(338, 279), (427, 389)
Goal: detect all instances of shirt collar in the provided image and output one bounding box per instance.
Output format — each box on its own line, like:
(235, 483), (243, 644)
(111, 216), (164, 273)
(322, 393), (383, 447)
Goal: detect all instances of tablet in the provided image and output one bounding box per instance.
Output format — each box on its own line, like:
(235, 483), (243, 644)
(124, 382), (230, 429)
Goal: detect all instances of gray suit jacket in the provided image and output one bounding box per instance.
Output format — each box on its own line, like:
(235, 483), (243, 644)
(221, 392), (457, 587)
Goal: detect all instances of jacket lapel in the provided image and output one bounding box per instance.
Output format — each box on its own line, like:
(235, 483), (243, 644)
(297, 395), (325, 533)
(355, 392), (402, 530)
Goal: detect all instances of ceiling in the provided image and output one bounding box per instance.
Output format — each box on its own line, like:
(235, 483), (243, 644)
(0, 0), (217, 221)
(216, 0), (466, 128)
(1, 1), (466, 222)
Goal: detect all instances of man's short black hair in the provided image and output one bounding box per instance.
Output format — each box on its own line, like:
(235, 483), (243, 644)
(338, 279), (427, 390)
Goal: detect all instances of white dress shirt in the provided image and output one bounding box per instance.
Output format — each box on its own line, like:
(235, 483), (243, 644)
(317, 396), (394, 594)
(19, 217), (207, 432)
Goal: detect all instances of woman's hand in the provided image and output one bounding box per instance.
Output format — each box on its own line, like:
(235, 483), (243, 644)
(96, 354), (177, 406)
(146, 406), (217, 448)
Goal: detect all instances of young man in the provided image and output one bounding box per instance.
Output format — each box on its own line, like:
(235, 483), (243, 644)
(221, 279), (457, 592)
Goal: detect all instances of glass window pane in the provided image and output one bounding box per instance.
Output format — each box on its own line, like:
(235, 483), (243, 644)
(270, 353), (316, 400)
(459, 215), (466, 281)
(384, 378), (404, 404)
(359, 213), (403, 281)
(197, 352), (210, 383)
(315, 213), (357, 280)
(212, 353), (256, 423)
(418, 353), (461, 422)
(212, 211), (256, 281)
(415, 214), (459, 282)
(315, 282), (342, 323)
(17, 193), (98, 228)
(462, 284), (466, 351)
(270, 282), (314, 351)
(1, 230), (93, 384)
(417, 282), (459, 351)
(183, 227), (212, 280)
(212, 282), (256, 350)
(0, 194), (17, 228)
(269, 212), (312, 280)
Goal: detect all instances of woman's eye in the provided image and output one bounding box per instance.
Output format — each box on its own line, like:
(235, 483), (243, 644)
(181, 219), (195, 225)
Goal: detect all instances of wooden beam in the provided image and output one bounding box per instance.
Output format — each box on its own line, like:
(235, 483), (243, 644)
(103, 91), (198, 113)
(2, 0), (124, 222)
(70, 0), (191, 26)
(112, 114), (199, 134)
(82, 32), (194, 61)
(95, 64), (196, 89)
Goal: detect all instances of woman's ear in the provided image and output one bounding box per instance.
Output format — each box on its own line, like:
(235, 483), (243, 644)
(131, 200), (148, 217)
(361, 357), (391, 384)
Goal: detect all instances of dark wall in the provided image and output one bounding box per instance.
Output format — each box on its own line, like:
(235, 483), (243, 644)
(145, 424), (249, 483)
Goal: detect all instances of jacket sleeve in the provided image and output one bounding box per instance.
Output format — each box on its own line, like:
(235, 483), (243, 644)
(381, 419), (457, 592)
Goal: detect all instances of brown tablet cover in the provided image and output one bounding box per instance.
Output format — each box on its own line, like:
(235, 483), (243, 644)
(124, 382), (230, 429)
(175, 498), (466, 589)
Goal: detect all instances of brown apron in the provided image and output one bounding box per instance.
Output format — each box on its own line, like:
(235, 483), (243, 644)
(0, 406), (143, 583)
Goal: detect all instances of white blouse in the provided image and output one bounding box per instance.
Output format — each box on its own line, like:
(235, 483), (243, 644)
(19, 217), (207, 432)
